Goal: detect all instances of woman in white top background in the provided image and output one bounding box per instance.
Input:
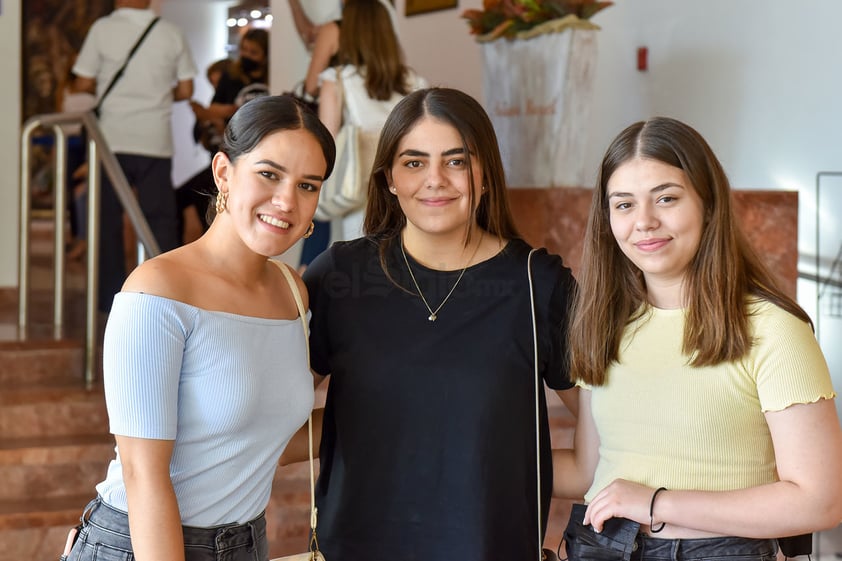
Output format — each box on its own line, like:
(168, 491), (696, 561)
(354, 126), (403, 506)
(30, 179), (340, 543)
(302, 0), (427, 259)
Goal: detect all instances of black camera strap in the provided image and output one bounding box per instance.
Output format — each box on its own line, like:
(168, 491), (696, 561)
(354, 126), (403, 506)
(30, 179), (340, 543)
(93, 16), (160, 116)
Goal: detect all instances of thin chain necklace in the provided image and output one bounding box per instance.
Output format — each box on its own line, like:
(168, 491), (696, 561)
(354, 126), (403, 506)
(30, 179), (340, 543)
(400, 235), (482, 322)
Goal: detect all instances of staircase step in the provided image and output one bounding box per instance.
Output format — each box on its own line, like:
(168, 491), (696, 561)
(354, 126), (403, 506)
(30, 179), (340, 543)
(0, 494), (92, 561)
(0, 434), (113, 502)
(0, 494), (92, 530)
(0, 340), (85, 385)
(0, 383), (108, 439)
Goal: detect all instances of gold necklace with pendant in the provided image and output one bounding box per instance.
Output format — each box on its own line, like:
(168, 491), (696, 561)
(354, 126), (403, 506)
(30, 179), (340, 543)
(400, 235), (482, 322)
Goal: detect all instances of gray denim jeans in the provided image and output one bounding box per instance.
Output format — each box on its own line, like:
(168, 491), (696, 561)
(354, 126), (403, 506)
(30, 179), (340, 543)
(64, 497), (269, 561)
(632, 535), (778, 561)
(564, 503), (778, 561)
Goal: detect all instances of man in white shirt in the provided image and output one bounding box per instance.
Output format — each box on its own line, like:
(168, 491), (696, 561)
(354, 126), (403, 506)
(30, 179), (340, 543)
(74, 0), (196, 312)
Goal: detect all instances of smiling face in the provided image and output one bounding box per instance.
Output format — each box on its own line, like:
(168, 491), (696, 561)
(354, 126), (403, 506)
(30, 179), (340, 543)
(212, 128), (327, 257)
(386, 116), (483, 240)
(607, 157), (706, 303)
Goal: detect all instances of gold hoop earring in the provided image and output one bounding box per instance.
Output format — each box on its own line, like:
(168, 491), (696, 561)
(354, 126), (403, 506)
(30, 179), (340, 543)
(303, 222), (315, 239)
(215, 191), (228, 214)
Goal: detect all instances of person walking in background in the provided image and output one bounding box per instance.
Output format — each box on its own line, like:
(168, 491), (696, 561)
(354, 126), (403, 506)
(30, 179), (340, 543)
(73, 0), (196, 313)
(179, 30), (269, 245)
(299, 0), (424, 269)
(287, 0), (342, 100)
(553, 117), (842, 560)
(58, 65), (97, 261)
(62, 95), (336, 561)
(175, 58), (231, 244)
(202, 28), (269, 123)
(287, 0), (319, 50)
(286, 0), (343, 268)
(284, 87), (579, 561)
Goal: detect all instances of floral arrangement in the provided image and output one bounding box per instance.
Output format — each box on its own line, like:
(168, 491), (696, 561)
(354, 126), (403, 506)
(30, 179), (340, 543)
(462, 0), (613, 42)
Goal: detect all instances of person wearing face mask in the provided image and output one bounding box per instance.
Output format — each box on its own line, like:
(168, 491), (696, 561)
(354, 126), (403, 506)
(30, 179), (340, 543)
(181, 29), (269, 246)
(201, 28), (270, 124)
(72, 0), (197, 313)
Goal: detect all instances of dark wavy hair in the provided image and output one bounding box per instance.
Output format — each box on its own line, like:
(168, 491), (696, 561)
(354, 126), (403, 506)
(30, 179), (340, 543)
(219, 94), (335, 179)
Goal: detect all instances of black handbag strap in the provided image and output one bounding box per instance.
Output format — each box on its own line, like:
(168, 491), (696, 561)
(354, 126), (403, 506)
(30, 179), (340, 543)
(94, 17), (160, 114)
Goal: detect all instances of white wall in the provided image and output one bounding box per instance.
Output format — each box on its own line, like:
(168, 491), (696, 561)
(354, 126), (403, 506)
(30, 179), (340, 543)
(1, 0), (21, 287)
(270, 0), (311, 93)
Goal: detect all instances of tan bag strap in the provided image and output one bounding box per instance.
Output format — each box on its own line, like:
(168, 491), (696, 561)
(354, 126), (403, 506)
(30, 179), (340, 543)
(274, 260), (319, 535)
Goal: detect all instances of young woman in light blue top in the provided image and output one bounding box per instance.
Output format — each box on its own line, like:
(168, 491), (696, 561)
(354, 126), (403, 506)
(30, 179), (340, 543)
(64, 95), (335, 561)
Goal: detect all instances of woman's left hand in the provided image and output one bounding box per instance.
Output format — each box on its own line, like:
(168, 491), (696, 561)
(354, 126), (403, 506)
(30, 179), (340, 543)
(584, 479), (655, 532)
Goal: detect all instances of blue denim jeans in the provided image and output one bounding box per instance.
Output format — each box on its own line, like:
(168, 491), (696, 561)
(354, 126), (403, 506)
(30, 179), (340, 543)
(64, 497), (269, 561)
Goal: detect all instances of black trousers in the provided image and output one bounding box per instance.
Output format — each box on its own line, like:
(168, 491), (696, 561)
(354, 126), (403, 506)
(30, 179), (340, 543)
(175, 165), (215, 243)
(98, 153), (178, 312)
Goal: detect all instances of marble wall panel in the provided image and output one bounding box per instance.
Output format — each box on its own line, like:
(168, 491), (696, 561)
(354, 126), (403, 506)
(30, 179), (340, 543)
(507, 188), (798, 297)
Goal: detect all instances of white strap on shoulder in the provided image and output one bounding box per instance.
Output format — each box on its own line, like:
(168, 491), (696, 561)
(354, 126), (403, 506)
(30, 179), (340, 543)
(527, 249), (543, 561)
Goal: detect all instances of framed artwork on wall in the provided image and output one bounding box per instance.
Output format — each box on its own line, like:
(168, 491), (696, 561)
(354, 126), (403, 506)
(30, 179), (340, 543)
(405, 0), (457, 17)
(22, 0), (113, 122)
(22, 0), (113, 210)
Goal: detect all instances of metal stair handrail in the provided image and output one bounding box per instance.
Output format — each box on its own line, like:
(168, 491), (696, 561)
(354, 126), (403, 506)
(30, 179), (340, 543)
(19, 110), (162, 385)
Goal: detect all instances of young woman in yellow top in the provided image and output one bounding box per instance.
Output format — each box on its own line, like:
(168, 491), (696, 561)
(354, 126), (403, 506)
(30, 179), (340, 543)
(555, 116), (842, 560)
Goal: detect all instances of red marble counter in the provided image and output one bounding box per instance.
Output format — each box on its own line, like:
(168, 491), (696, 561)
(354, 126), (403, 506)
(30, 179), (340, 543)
(508, 187), (798, 297)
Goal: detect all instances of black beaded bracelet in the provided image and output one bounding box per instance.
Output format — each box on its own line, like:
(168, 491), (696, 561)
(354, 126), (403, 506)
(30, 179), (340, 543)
(649, 487), (668, 533)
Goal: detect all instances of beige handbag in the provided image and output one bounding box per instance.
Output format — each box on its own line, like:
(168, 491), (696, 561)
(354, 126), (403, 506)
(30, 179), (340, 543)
(313, 68), (377, 222)
(272, 261), (326, 561)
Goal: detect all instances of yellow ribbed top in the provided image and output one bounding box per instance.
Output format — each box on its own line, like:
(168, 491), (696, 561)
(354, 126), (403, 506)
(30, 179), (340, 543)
(584, 300), (835, 502)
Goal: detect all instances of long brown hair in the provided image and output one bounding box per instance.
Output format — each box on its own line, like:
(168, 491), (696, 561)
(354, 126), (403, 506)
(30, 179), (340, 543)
(570, 116), (811, 386)
(338, 0), (409, 100)
(363, 87), (519, 271)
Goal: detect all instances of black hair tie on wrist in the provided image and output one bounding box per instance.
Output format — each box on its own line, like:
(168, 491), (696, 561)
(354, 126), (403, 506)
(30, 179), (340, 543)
(649, 487), (668, 534)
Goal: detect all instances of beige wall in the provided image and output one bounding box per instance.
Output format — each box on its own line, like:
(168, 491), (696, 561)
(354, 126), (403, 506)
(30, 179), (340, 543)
(1, 0), (22, 288)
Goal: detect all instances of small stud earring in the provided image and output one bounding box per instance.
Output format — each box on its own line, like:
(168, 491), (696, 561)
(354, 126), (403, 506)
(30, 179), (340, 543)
(303, 222), (315, 239)
(389, 185), (397, 193)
